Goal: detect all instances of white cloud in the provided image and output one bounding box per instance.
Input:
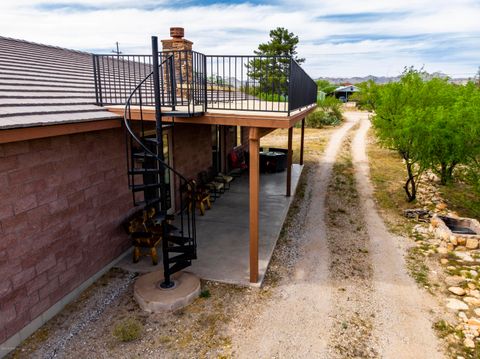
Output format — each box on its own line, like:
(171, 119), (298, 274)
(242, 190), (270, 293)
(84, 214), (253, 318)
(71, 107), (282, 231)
(0, 0), (479, 77)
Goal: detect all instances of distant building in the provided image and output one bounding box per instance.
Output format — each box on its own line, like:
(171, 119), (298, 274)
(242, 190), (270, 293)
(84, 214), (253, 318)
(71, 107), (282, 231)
(331, 85), (360, 102)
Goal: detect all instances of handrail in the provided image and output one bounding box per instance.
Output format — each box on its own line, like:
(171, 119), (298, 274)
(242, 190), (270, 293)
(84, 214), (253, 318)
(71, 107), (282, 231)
(123, 55), (189, 183)
(93, 51), (317, 115)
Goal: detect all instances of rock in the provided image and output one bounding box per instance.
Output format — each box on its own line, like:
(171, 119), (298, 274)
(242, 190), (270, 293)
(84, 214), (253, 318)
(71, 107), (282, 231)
(449, 287), (466, 296)
(405, 209), (431, 219)
(445, 276), (465, 287)
(449, 211), (460, 219)
(437, 247), (448, 255)
(464, 338), (475, 348)
(450, 236), (458, 246)
(447, 243), (455, 251)
(440, 258), (449, 265)
(474, 308), (480, 316)
(469, 283), (477, 290)
(456, 246), (467, 252)
(437, 203), (448, 211)
(467, 318), (480, 329)
(466, 238), (479, 250)
(447, 298), (469, 311)
(414, 224), (429, 235)
(458, 237), (467, 246)
(471, 270), (479, 277)
(459, 311), (468, 321)
(470, 290), (480, 298)
(464, 297), (480, 306)
(455, 251), (474, 262)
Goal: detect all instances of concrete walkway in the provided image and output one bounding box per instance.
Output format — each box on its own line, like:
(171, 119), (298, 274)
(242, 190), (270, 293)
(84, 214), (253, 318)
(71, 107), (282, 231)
(116, 164), (303, 286)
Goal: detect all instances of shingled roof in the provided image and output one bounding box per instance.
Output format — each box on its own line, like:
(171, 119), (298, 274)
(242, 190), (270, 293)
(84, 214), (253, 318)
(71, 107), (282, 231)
(0, 36), (121, 130)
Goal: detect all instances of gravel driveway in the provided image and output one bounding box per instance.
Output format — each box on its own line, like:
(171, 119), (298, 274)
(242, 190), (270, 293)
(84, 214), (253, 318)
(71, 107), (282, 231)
(232, 112), (444, 358)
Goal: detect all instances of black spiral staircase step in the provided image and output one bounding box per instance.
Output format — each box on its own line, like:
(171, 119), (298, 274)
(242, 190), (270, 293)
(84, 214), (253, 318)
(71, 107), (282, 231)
(128, 168), (163, 175)
(130, 183), (164, 192)
(167, 245), (195, 254)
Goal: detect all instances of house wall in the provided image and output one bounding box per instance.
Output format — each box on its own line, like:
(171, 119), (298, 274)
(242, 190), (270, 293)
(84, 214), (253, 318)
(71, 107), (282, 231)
(172, 123), (212, 181)
(223, 126), (238, 172)
(0, 128), (132, 345)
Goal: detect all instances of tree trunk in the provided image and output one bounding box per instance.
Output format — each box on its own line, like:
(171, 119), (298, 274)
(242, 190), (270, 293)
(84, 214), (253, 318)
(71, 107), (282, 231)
(404, 160), (417, 202)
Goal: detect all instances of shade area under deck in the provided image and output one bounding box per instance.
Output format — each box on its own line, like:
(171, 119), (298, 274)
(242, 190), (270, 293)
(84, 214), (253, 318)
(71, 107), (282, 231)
(116, 164), (303, 286)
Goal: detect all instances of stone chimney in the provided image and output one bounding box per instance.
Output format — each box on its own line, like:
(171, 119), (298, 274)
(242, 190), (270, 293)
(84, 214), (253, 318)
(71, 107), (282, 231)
(161, 27), (193, 52)
(161, 27), (194, 103)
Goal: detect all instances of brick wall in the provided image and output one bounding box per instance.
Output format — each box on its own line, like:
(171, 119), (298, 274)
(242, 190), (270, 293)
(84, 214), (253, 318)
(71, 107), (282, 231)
(172, 124), (212, 181)
(223, 126), (238, 172)
(0, 128), (133, 344)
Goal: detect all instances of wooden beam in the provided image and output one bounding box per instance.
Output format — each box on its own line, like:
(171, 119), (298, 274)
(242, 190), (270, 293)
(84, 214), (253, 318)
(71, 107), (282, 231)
(106, 105), (317, 129)
(300, 117), (305, 165)
(249, 127), (260, 283)
(0, 119), (122, 144)
(286, 126), (293, 197)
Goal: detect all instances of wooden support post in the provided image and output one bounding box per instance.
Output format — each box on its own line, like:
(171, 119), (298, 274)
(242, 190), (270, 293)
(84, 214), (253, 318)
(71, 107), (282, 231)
(286, 126), (293, 197)
(249, 127), (260, 283)
(300, 118), (305, 165)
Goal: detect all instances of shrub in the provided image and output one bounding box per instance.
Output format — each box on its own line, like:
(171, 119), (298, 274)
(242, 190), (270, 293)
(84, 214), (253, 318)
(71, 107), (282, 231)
(112, 318), (143, 342)
(306, 110), (340, 128)
(306, 97), (343, 128)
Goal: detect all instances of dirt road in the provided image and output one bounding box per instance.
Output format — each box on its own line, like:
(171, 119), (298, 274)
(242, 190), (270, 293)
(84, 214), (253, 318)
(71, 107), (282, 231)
(232, 112), (444, 358)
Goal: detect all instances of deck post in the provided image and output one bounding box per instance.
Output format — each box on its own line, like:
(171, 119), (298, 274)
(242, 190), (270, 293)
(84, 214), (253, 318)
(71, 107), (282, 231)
(286, 126), (293, 197)
(300, 117), (305, 165)
(249, 127), (260, 283)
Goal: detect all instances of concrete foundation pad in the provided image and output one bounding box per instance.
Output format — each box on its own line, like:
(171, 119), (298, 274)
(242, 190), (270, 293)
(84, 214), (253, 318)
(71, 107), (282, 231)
(134, 271), (200, 312)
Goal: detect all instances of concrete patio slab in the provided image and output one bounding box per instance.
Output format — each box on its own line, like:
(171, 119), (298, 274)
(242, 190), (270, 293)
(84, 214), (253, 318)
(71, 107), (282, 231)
(116, 164), (303, 286)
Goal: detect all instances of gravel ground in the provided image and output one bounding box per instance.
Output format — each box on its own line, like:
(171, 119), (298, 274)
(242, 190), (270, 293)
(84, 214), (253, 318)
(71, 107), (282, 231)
(325, 130), (378, 358)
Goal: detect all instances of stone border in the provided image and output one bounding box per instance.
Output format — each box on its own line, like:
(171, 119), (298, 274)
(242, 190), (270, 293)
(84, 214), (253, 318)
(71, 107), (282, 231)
(431, 215), (480, 251)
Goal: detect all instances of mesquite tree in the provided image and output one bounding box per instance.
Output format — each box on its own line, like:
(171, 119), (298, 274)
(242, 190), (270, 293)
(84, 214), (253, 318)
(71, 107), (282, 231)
(373, 69), (433, 201)
(373, 68), (480, 201)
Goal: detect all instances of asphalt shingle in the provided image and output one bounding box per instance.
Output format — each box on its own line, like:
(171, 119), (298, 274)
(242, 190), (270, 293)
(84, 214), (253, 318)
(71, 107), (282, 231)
(0, 36), (121, 130)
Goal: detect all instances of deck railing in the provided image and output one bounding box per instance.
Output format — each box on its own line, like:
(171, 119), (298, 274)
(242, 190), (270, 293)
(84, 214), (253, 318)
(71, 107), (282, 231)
(93, 51), (317, 115)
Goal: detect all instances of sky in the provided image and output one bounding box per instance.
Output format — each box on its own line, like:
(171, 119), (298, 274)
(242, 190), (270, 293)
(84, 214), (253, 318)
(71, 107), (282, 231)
(1, 0), (479, 78)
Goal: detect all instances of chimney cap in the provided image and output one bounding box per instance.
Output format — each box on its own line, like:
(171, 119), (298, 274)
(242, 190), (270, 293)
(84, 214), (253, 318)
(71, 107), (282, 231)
(170, 27), (184, 39)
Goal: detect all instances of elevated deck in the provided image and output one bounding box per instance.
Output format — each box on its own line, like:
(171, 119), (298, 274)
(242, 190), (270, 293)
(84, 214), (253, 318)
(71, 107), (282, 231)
(106, 103), (316, 128)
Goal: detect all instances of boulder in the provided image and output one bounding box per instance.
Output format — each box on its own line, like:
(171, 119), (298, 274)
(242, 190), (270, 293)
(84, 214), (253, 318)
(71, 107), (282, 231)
(449, 287), (466, 296)
(447, 298), (469, 311)
(466, 238), (479, 250)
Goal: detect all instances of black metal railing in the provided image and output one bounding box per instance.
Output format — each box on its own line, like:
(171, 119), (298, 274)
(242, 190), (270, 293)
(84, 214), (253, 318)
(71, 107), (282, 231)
(93, 51), (207, 115)
(204, 55), (290, 113)
(288, 59), (318, 114)
(123, 51), (197, 287)
(93, 51), (317, 115)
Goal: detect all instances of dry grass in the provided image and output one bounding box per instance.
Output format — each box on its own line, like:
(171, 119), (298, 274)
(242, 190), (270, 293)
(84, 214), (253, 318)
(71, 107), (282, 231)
(366, 129), (413, 234)
(261, 127), (336, 164)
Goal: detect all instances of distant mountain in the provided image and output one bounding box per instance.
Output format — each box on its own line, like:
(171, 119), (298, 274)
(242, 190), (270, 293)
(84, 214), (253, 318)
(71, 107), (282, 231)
(317, 74), (471, 85)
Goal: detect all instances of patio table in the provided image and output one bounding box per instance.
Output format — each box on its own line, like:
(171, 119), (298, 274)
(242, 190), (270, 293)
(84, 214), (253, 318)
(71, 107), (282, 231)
(260, 151), (287, 173)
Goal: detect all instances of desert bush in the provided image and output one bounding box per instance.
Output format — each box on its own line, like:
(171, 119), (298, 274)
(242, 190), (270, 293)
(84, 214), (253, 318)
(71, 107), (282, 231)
(112, 317), (143, 342)
(306, 97), (343, 128)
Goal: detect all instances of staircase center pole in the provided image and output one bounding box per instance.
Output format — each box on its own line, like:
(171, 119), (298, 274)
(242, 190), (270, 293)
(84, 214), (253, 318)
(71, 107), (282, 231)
(152, 36), (173, 289)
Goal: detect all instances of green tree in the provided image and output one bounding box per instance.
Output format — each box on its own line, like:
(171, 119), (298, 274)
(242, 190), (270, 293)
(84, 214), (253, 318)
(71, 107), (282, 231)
(254, 27), (304, 63)
(350, 80), (379, 111)
(316, 79), (336, 94)
(372, 69), (431, 201)
(247, 28), (304, 96)
(373, 68), (480, 201)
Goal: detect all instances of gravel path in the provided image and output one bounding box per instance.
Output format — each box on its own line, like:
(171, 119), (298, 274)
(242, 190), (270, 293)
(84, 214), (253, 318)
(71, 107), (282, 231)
(233, 115), (359, 358)
(351, 113), (444, 359)
(232, 112), (444, 358)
